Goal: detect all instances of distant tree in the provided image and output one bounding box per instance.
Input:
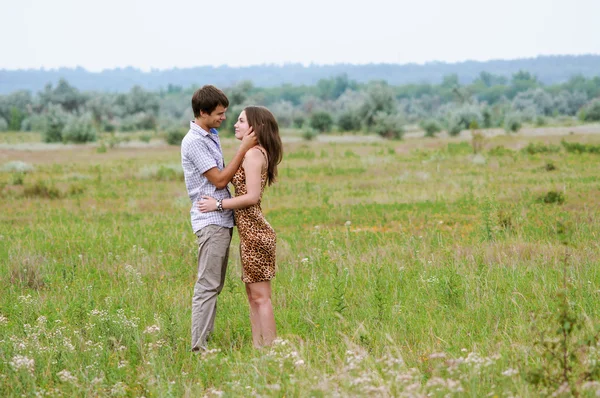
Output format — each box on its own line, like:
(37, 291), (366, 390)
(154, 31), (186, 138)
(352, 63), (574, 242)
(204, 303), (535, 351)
(62, 113), (97, 143)
(310, 111), (333, 133)
(317, 74), (357, 100)
(444, 105), (483, 136)
(359, 83), (396, 128)
(553, 91), (588, 116)
(475, 71), (507, 87)
(337, 111), (361, 132)
(292, 115), (305, 128)
(0, 117), (8, 132)
(42, 104), (68, 142)
(512, 88), (554, 116)
(509, 70), (539, 98)
(441, 74), (460, 88)
(579, 99), (600, 122)
(39, 79), (87, 112)
(227, 80), (254, 106)
(9, 107), (25, 131)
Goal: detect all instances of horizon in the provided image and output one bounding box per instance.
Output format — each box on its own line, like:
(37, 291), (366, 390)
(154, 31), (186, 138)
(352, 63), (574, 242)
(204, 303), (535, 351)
(2, 53), (599, 73)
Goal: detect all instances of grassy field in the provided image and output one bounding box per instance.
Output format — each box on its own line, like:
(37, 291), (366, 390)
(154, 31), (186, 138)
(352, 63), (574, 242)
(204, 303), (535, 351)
(1, 129), (600, 397)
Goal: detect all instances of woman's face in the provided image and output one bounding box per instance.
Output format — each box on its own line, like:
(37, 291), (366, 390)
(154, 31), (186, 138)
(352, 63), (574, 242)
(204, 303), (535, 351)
(234, 110), (250, 140)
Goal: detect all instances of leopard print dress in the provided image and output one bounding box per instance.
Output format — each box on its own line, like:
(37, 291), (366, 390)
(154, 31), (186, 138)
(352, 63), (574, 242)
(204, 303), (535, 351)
(232, 147), (276, 284)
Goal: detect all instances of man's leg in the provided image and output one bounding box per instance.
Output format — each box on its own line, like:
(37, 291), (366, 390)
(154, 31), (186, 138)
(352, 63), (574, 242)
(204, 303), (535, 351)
(206, 228), (232, 336)
(191, 225), (232, 351)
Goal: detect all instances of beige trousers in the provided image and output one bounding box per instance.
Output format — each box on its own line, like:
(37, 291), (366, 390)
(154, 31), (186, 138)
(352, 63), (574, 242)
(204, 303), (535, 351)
(191, 225), (232, 351)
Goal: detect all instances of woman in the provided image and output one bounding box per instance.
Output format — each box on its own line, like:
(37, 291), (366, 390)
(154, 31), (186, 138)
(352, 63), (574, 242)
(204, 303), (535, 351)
(198, 106), (283, 348)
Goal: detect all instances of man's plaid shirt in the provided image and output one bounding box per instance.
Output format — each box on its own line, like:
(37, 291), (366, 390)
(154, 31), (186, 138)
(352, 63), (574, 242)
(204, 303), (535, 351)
(181, 121), (234, 233)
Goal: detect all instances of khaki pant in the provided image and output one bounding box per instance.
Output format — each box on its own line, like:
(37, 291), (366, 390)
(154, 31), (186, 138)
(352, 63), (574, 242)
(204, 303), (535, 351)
(191, 225), (232, 351)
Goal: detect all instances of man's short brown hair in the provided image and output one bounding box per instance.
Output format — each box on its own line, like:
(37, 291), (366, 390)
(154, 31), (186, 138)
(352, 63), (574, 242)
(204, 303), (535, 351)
(191, 85), (230, 117)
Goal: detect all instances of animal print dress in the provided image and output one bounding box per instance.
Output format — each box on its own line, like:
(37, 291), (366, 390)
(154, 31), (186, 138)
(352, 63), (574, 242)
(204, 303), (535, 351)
(232, 147), (276, 284)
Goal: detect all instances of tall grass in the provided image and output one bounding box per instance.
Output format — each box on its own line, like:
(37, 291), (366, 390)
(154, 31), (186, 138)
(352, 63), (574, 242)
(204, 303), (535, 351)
(1, 133), (600, 396)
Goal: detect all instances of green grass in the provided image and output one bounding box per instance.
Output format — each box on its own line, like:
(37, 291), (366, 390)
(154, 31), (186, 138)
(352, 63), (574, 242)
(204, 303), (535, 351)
(1, 132), (600, 396)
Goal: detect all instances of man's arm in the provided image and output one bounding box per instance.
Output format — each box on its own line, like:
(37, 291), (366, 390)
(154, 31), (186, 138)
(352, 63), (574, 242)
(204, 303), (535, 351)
(204, 129), (256, 189)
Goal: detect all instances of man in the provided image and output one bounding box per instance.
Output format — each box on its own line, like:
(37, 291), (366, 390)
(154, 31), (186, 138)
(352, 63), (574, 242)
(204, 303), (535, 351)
(181, 85), (256, 351)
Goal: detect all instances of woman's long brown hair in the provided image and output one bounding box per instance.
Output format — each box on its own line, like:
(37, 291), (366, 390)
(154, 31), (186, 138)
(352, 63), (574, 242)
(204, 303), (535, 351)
(244, 106), (283, 186)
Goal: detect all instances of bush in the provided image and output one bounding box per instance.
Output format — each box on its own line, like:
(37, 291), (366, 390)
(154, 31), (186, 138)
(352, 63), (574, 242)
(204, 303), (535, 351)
(309, 111), (334, 133)
(292, 115), (305, 128)
(488, 145), (515, 157)
(1, 161), (34, 173)
(20, 115), (46, 132)
(504, 113), (522, 133)
(166, 128), (186, 146)
(302, 128), (318, 141)
(538, 191), (565, 204)
(62, 113), (97, 143)
(119, 112), (156, 131)
(523, 142), (561, 154)
(420, 119), (442, 137)
(445, 105), (483, 137)
(372, 112), (405, 140)
(579, 99), (600, 122)
(24, 180), (61, 199)
(337, 112), (361, 132)
(561, 140), (600, 154)
(0, 117), (8, 132)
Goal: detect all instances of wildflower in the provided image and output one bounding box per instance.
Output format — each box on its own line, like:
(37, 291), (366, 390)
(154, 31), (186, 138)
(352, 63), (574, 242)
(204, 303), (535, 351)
(345, 220), (352, 227)
(144, 325), (160, 334)
(429, 352), (447, 359)
(10, 355), (35, 374)
(124, 264), (144, 286)
(110, 381), (127, 396)
(57, 369), (78, 383)
(502, 368), (519, 377)
(18, 294), (35, 305)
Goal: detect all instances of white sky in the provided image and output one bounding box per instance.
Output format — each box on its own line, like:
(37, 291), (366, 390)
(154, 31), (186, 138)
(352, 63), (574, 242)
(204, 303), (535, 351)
(2, 0), (599, 71)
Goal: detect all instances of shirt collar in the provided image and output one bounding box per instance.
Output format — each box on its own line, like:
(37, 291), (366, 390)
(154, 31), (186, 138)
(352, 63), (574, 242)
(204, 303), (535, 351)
(189, 121), (219, 137)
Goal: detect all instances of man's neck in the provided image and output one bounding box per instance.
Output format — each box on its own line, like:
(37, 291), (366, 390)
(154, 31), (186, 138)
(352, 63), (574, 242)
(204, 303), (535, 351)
(194, 118), (210, 132)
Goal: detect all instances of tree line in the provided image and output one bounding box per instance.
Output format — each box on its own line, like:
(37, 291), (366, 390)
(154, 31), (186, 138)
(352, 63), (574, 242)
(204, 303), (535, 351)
(2, 55), (600, 94)
(1, 69), (600, 143)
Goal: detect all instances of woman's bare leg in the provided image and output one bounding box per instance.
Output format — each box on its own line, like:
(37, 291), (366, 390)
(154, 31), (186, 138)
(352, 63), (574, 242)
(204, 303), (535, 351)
(246, 281), (276, 347)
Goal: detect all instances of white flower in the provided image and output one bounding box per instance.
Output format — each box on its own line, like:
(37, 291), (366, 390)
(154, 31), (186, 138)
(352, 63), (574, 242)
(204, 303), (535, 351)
(18, 295), (35, 305)
(502, 368), (519, 377)
(10, 355), (35, 373)
(57, 369), (78, 383)
(144, 325), (160, 334)
(344, 220), (352, 227)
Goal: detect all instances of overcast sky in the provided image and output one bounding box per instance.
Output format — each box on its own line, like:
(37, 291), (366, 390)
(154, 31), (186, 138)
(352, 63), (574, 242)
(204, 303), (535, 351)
(2, 0), (599, 71)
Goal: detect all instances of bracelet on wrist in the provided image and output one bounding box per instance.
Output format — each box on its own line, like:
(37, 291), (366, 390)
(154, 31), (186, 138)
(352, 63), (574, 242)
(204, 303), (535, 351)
(216, 199), (224, 212)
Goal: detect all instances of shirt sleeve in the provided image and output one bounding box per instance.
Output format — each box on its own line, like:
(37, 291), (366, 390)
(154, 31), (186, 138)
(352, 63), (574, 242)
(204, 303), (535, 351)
(188, 138), (218, 175)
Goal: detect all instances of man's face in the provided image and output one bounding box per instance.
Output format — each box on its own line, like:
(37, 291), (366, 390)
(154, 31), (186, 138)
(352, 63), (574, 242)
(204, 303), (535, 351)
(202, 105), (227, 129)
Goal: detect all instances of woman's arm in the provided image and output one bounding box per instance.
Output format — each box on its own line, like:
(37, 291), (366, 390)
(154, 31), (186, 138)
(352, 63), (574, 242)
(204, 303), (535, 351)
(198, 148), (265, 212)
(203, 128), (256, 189)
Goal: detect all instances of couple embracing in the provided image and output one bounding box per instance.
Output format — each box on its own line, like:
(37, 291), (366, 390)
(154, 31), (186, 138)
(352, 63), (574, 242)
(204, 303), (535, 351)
(180, 85), (283, 351)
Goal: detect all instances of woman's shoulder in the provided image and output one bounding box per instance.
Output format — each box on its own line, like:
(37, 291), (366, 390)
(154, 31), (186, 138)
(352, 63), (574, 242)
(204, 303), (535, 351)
(243, 146), (267, 166)
(246, 146), (267, 159)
